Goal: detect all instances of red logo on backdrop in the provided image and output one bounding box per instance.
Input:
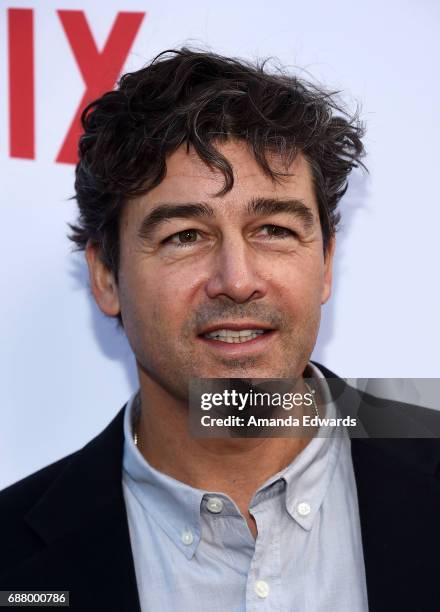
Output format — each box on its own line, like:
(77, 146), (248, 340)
(7, 8), (145, 163)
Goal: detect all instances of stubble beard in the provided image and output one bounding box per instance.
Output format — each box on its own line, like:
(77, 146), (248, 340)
(136, 323), (319, 404)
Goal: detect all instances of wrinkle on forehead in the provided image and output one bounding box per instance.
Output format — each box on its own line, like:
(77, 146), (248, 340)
(163, 140), (307, 184)
(121, 141), (317, 234)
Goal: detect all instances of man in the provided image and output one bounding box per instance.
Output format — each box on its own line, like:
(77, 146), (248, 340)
(1, 49), (439, 611)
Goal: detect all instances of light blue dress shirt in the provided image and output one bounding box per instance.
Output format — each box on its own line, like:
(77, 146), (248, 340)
(122, 364), (369, 611)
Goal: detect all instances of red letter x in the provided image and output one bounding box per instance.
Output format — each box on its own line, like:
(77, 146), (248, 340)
(56, 10), (145, 164)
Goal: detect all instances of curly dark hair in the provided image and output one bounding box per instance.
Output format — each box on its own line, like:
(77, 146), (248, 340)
(70, 48), (366, 280)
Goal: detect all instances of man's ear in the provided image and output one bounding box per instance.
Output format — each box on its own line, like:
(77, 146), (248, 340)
(85, 242), (120, 317)
(321, 236), (335, 305)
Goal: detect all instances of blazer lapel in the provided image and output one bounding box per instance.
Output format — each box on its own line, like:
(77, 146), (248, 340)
(4, 409), (141, 612)
(351, 436), (440, 610)
(313, 362), (440, 609)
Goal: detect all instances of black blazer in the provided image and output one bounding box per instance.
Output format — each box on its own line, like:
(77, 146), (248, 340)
(1, 366), (439, 612)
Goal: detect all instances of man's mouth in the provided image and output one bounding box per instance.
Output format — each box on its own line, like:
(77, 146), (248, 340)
(197, 322), (276, 350)
(203, 329), (267, 343)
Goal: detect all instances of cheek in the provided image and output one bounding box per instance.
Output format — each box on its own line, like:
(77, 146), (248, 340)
(131, 265), (199, 331)
(273, 258), (325, 306)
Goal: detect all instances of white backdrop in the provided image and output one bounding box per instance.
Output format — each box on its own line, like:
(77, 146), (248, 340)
(1, 0), (439, 489)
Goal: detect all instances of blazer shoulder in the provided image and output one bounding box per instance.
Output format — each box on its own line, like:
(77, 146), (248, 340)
(0, 451), (80, 577)
(0, 406), (126, 522)
(0, 408), (126, 580)
(0, 452), (79, 519)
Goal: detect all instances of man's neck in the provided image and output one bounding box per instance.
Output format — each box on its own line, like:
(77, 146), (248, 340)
(135, 371), (315, 536)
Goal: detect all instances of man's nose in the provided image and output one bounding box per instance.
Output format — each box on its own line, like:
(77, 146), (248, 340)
(204, 237), (267, 303)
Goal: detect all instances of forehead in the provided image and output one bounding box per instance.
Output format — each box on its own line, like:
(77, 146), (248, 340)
(125, 140), (317, 222)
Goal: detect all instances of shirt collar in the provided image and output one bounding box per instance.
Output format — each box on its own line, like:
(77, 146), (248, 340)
(248, 363), (344, 531)
(122, 362), (344, 551)
(282, 362), (343, 530)
(123, 394), (204, 559)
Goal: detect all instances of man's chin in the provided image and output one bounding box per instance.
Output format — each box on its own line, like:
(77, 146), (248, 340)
(192, 361), (295, 380)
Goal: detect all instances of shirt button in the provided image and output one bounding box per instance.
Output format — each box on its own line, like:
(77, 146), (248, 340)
(181, 530), (194, 545)
(206, 497), (224, 513)
(297, 501), (311, 516)
(254, 580), (270, 598)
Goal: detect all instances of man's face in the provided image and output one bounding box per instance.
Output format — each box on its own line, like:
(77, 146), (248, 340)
(94, 140), (334, 401)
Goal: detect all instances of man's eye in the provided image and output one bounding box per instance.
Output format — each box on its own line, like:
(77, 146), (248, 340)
(259, 225), (296, 238)
(164, 229), (200, 247)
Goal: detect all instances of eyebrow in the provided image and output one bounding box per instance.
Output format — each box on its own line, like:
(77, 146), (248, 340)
(137, 197), (315, 241)
(138, 203), (214, 241)
(247, 197), (315, 230)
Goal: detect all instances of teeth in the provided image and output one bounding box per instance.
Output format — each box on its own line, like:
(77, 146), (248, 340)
(204, 329), (266, 343)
